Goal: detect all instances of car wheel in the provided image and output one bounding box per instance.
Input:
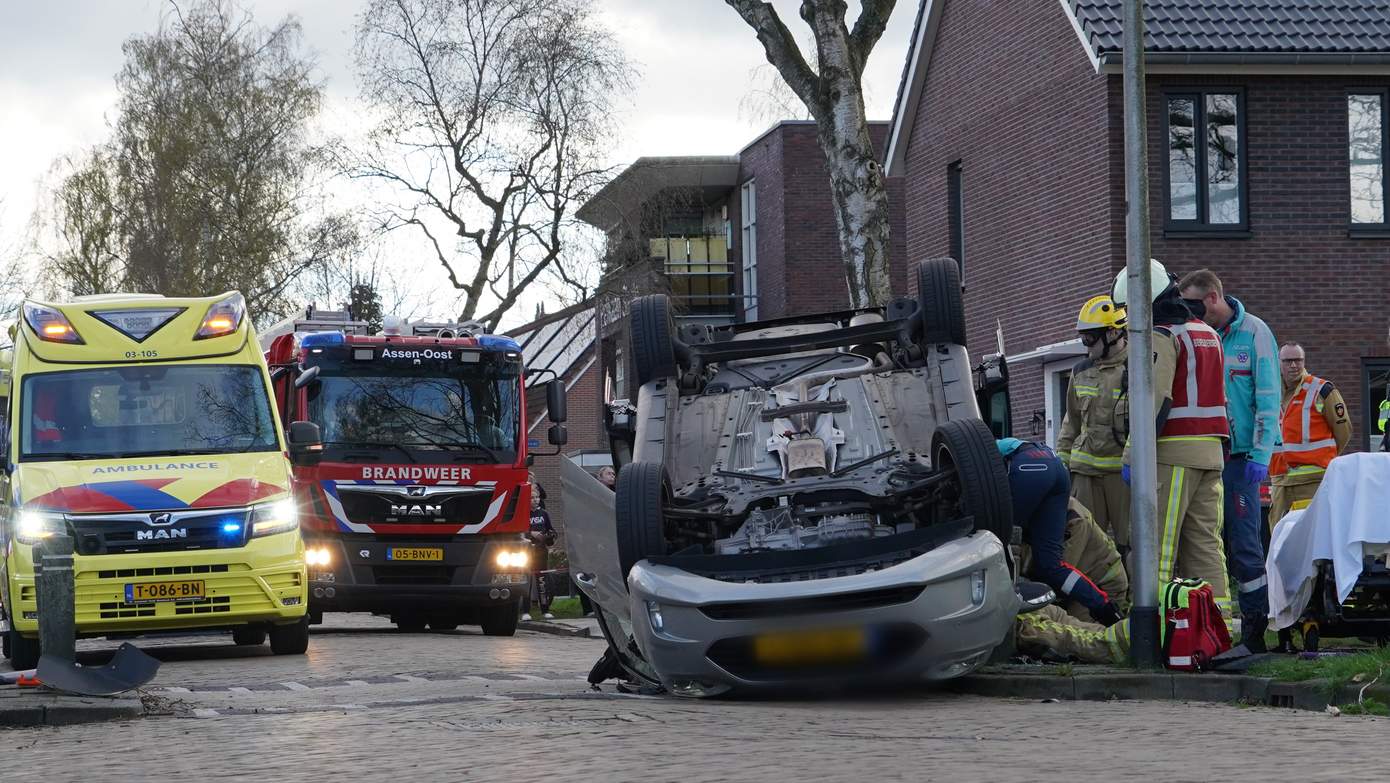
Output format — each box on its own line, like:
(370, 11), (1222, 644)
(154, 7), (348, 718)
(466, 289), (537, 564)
(268, 618), (310, 655)
(479, 604), (518, 637)
(916, 257), (967, 346)
(232, 626), (267, 646)
(931, 418), (1014, 557)
(7, 628), (38, 670)
(394, 615), (427, 633)
(631, 294), (678, 386)
(615, 461), (668, 579)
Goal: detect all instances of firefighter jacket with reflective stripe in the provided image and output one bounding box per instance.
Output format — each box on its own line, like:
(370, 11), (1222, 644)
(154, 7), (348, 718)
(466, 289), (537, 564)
(1272, 373), (1351, 484)
(1127, 318), (1228, 471)
(1216, 297), (1281, 466)
(1057, 354), (1129, 475)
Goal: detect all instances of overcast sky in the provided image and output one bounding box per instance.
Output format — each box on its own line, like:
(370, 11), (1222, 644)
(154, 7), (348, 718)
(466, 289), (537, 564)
(0, 0), (916, 327)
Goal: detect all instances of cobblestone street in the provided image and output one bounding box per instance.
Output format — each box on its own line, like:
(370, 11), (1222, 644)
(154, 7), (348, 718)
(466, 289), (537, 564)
(0, 615), (1379, 782)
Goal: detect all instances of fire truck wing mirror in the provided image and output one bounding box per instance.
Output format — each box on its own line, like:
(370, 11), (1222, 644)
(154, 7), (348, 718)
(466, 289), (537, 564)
(546, 380), (567, 423)
(293, 365), (321, 389)
(548, 424), (568, 447)
(287, 421), (323, 466)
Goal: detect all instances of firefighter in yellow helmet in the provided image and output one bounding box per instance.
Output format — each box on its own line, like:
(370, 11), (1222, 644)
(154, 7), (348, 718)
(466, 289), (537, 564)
(1056, 296), (1132, 564)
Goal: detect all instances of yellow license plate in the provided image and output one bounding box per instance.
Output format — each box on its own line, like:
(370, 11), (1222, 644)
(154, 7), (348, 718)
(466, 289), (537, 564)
(125, 580), (205, 603)
(752, 627), (867, 666)
(387, 547), (444, 562)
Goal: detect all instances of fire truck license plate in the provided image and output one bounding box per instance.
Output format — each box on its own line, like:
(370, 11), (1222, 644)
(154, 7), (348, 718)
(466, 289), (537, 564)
(387, 547), (443, 562)
(125, 580), (206, 603)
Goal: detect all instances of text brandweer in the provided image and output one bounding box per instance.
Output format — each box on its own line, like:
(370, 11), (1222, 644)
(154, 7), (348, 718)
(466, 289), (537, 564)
(360, 466), (473, 480)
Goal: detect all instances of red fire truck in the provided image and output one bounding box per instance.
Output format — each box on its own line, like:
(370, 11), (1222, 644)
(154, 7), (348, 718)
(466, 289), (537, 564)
(262, 308), (562, 636)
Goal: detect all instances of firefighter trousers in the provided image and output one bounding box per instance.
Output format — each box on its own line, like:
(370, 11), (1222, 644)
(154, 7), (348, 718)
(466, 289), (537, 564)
(1017, 604), (1129, 664)
(1071, 471), (1131, 553)
(1270, 481), (1319, 529)
(1157, 463), (1232, 626)
(1062, 502), (1131, 621)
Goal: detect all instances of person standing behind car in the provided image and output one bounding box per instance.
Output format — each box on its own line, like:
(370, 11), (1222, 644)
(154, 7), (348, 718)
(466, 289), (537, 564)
(997, 438), (1124, 627)
(1178, 269), (1278, 651)
(1114, 261), (1232, 628)
(1056, 295), (1131, 557)
(521, 488), (557, 622)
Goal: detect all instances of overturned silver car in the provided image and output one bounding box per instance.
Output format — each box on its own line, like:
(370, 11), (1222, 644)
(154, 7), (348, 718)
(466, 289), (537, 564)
(562, 259), (1025, 697)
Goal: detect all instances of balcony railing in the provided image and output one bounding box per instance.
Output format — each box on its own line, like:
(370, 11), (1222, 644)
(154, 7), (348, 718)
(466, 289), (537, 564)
(650, 235), (737, 320)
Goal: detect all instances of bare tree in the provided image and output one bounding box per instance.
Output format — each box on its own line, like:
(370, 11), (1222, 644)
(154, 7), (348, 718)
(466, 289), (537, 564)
(35, 151), (125, 297)
(725, 0), (896, 308)
(351, 0), (633, 331)
(739, 65), (814, 127)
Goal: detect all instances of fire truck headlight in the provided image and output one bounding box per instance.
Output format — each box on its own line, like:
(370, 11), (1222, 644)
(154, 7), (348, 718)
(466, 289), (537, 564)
(305, 546), (332, 567)
(494, 549), (529, 570)
(251, 498), (299, 538)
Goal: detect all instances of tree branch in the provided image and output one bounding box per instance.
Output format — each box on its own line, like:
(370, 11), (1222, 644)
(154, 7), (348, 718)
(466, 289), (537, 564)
(849, 0), (896, 74)
(724, 0), (824, 115)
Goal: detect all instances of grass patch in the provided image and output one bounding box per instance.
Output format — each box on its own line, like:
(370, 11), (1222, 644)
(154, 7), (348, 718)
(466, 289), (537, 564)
(1249, 647), (1390, 695)
(1341, 698), (1390, 717)
(545, 597), (584, 620)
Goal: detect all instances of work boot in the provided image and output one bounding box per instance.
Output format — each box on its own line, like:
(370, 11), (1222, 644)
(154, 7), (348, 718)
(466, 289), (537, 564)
(1242, 614), (1269, 653)
(1274, 628), (1299, 655)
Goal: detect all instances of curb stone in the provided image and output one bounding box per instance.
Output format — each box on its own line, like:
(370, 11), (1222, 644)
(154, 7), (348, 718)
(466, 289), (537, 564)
(0, 690), (142, 727)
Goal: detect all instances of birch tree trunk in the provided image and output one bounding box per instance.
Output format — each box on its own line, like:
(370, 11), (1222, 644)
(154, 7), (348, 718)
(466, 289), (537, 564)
(726, 0), (896, 309)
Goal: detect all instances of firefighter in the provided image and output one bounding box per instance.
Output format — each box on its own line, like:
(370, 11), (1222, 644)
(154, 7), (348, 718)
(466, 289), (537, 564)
(1056, 295), (1131, 556)
(1017, 604), (1129, 664)
(1382, 325), (1390, 453)
(1178, 270), (1278, 651)
(998, 438), (1124, 627)
(1269, 343), (1352, 527)
(1018, 497), (1130, 622)
(1113, 261), (1233, 630)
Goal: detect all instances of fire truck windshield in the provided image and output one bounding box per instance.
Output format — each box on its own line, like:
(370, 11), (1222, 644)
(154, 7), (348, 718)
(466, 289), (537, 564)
(307, 360), (521, 465)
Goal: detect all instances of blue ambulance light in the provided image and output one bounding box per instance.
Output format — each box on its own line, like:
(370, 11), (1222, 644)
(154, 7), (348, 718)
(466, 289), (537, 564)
(299, 332), (346, 349)
(478, 335), (520, 353)
(222, 521), (243, 534)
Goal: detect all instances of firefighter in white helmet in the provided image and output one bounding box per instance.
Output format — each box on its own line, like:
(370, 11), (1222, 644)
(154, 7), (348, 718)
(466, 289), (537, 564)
(1056, 296), (1132, 565)
(1113, 260), (1234, 630)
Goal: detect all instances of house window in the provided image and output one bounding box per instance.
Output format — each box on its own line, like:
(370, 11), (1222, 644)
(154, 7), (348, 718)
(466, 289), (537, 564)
(947, 161), (965, 275)
(613, 346), (625, 399)
(739, 180), (758, 319)
(1165, 91), (1246, 230)
(1349, 92), (1387, 226)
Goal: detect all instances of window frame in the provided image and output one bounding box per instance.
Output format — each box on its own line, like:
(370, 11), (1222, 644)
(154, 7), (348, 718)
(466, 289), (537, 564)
(739, 179), (758, 320)
(947, 160), (965, 278)
(1347, 89), (1390, 233)
(1362, 358), (1390, 452)
(1161, 87), (1250, 236)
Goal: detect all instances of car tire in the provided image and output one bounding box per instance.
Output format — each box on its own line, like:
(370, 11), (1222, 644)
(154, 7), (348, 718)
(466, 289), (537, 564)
(631, 294), (678, 386)
(394, 615), (427, 633)
(7, 629), (38, 671)
(268, 618), (310, 655)
(916, 257), (967, 346)
(615, 461), (668, 580)
(479, 604), (518, 637)
(232, 626), (267, 646)
(931, 418), (1014, 556)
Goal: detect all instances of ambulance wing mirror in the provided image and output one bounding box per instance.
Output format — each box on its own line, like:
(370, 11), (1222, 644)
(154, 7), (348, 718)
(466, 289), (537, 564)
(287, 421), (323, 467)
(293, 365), (320, 390)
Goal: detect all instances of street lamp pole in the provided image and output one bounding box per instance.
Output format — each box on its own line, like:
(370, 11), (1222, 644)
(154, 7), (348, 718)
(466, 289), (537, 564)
(1123, 0), (1161, 668)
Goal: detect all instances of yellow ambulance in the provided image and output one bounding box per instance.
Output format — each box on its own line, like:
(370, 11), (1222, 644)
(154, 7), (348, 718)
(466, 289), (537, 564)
(1, 293), (310, 668)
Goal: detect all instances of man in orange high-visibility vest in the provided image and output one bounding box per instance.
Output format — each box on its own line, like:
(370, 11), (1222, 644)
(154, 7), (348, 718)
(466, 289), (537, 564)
(1269, 343), (1352, 527)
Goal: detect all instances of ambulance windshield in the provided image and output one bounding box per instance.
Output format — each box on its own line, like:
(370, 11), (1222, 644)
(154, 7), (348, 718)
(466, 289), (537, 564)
(20, 365), (279, 461)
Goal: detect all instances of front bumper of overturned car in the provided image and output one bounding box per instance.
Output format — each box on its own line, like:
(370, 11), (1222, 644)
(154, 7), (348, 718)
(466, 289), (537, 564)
(626, 531), (1017, 697)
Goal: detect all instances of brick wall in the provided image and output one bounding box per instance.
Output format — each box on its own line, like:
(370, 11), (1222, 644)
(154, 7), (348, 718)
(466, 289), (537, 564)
(1134, 74), (1390, 451)
(901, 0), (1118, 436)
(732, 122), (909, 321)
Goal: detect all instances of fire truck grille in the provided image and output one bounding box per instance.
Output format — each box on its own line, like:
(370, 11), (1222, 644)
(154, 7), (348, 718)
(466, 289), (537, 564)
(336, 489), (494, 526)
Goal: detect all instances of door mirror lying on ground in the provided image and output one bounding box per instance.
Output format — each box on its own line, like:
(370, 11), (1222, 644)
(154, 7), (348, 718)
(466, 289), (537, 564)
(287, 420), (323, 466)
(1015, 580), (1056, 615)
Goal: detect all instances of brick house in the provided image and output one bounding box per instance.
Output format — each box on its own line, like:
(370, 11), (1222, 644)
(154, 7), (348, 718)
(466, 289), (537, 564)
(578, 121), (908, 402)
(885, 0), (1390, 451)
(506, 301), (604, 536)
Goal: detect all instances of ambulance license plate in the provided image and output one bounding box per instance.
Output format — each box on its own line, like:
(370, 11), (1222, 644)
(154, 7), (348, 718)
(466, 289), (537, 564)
(387, 547), (443, 562)
(752, 627), (867, 667)
(125, 580), (205, 603)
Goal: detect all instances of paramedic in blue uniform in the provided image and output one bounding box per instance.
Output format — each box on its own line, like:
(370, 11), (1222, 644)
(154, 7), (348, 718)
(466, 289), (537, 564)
(998, 438), (1124, 626)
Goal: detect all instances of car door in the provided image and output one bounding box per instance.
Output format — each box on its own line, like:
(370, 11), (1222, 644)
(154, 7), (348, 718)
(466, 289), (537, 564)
(559, 455), (628, 618)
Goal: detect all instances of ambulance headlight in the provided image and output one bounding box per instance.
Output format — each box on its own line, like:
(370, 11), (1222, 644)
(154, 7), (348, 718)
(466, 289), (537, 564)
(15, 510), (64, 545)
(251, 498), (299, 538)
